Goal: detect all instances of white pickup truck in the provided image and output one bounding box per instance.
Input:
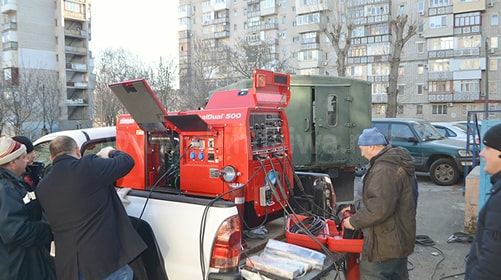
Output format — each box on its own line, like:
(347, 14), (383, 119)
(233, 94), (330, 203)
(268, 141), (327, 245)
(33, 127), (242, 280)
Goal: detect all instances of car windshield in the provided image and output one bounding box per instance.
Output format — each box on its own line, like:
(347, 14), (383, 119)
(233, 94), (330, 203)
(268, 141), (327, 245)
(412, 122), (444, 141)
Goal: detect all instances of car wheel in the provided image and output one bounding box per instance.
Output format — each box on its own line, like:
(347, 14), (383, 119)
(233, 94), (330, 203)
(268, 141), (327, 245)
(429, 158), (459, 186)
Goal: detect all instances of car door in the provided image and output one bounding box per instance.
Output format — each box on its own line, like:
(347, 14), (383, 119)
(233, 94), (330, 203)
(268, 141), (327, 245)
(389, 123), (425, 168)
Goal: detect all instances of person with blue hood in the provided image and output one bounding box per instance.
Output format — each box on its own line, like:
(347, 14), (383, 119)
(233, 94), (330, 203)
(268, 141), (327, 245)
(465, 123), (501, 279)
(343, 127), (417, 279)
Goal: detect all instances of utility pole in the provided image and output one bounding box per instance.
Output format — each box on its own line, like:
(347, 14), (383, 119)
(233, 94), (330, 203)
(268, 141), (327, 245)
(485, 39), (489, 120)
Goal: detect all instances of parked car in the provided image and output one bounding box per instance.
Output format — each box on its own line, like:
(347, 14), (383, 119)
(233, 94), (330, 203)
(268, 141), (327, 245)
(372, 118), (475, 186)
(431, 122), (469, 142)
(33, 126), (116, 168)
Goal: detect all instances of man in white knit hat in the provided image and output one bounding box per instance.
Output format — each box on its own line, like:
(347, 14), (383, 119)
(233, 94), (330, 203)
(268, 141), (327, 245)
(0, 136), (55, 279)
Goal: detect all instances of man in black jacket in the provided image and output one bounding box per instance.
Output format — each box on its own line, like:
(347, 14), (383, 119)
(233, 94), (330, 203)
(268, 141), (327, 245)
(0, 136), (55, 280)
(12, 136), (44, 188)
(36, 136), (146, 280)
(465, 123), (501, 279)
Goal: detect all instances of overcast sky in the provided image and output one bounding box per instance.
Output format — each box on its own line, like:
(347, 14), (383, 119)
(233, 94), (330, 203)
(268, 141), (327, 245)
(89, 0), (179, 64)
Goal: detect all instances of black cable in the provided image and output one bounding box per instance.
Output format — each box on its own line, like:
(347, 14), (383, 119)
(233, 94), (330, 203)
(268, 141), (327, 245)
(289, 215), (326, 236)
(415, 235), (446, 280)
(199, 160), (264, 279)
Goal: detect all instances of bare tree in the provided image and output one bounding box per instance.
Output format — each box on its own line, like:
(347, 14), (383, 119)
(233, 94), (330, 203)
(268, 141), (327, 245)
(386, 14), (417, 117)
(149, 57), (180, 112)
(224, 39), (293, 79)
(322, 3), (353, 77)
(181, 35), (220, 110)
(2, 69), (47, 137)
(94, 48), (153, 126)
(31, 70), (60, 136)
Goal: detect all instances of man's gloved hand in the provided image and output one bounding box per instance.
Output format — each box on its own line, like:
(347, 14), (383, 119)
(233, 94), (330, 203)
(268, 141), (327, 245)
(116, 187), (132, 205)
(97, 146), (115, 158)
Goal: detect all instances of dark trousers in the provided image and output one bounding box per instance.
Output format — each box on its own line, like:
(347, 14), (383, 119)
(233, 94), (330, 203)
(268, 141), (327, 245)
(359, 256), (409, 280)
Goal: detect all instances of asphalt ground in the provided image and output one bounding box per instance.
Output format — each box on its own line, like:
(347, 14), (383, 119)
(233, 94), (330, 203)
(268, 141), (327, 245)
(321, 175), (471, 280)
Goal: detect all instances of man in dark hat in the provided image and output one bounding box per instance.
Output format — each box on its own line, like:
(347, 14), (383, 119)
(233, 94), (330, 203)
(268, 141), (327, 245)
(465, 123), (501, 279)
(12, 136), (45, 188)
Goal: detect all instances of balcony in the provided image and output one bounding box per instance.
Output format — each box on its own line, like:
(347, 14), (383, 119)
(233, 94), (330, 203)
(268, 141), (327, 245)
(428, 92), (453, 102)
(2, 22), (16, 32)
(453, 91), (480, 102)
(3, 41), (18, 51)
(65, 29), (87, 38)
(66, 98), (88, 106)
(66, 63), (87, 72)
(65, 46), (87, 55)
(372, 94), (388, 103)
(64, 9), (86, 21)
(428, 49), (454, 59)
(66, 81), (88, 89)
(1, 0), (16, 13)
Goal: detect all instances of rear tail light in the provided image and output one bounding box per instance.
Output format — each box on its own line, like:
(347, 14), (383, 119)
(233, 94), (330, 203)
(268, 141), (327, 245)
(210, 215), (242, 269)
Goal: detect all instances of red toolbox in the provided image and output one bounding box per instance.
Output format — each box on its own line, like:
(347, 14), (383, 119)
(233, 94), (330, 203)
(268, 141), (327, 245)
(326, 219), (363, 253)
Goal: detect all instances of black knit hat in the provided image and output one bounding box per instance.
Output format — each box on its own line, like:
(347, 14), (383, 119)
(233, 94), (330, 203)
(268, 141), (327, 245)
(482, 123), (501, 152)
(12, 136), (34, 153)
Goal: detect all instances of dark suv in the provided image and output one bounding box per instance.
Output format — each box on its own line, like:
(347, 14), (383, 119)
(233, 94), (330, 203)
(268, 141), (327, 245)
(372, 118), (474, 186)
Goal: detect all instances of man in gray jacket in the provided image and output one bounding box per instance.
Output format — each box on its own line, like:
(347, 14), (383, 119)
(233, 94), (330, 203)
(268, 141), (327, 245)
(343, 127), (416, 279)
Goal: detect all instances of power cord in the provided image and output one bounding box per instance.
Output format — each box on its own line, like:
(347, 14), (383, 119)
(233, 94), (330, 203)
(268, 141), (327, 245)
(288, 215), (326, 236)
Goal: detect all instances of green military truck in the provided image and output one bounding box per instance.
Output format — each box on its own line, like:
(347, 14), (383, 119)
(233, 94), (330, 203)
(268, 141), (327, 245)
(213, 74), (372, 202)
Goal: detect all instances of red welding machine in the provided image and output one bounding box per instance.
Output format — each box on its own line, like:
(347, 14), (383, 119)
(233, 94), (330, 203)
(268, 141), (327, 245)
(110, 69), (294, 227)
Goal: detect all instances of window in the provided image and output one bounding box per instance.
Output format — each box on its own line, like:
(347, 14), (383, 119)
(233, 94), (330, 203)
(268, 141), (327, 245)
(372, 82), (389, 94)
(491, 59), (498, 71)
(327, 95), (337, 126)
(457, 35), (481, 49)
(296, 13), (320, 26)
(64, 1), (80, 12)
(454, 12), (481, 28)
(432, 104), (447, 115)
(428, 37), (453, 50)
(3, 67), (19, 85)
(429, 15), (447, 29)
(460, 59), (481, 70)
(418, 2), (425, 13)
(491, 37), (499, 48)
(417, 42), (425, 53)
(398, 85), (405, 95)
(371, 63), (390, 75)
(391, 124), (414, 142)
(417, 104), (423, 114)
(301, 32), (318, 44)
(429, 80), (452, 92)
(429, 0), (451, 7)
(417, 84), (423, 94)
(428, 59), (450, 72)
(418, 64), (424, 74)
(492, 14), (499, 26)
(397, 105), (404, 114)
(458, 80), (480, 92)
(297, 50), (318, 60)
(351, 46), (367, 57)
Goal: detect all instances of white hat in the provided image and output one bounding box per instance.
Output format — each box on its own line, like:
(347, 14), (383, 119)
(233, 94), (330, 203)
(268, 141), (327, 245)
(0, 137), (27, 165)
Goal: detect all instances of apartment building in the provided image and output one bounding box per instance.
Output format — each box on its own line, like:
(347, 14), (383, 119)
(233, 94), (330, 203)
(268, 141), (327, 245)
(178, 0), (500, 122)
(0, 0), (92, 136)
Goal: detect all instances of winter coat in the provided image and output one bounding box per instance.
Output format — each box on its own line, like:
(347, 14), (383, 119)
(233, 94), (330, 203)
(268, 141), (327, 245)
(349, 145), (417, 262)
(0, 167), (55, 280)
(465, 171), (501, 279)
(36, 150), (147, 280)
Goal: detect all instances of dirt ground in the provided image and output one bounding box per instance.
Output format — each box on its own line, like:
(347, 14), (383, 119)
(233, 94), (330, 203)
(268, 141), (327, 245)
(321, 175), (471, 280)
